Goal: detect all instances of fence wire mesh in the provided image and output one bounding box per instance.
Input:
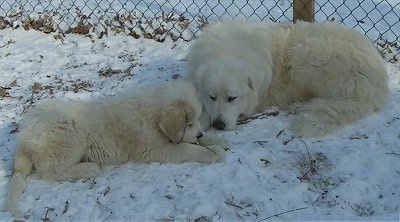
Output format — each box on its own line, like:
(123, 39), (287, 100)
(0, 0), (399, 62)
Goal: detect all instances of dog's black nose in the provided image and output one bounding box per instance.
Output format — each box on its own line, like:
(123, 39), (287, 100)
(196, 132), (203, 139)
(212, 119), (226, 130)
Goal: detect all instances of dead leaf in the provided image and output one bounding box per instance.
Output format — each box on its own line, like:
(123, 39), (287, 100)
(32, 82), (42, 94)
(0, 87), (9, 97)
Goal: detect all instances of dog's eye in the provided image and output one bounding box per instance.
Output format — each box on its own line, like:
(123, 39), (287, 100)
(209, 95), (216, 101)
(188, 122), (193, 127)
(227, 96), (237, 103)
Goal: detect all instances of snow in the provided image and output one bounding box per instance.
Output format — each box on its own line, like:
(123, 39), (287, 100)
(0, 1), (399, 221)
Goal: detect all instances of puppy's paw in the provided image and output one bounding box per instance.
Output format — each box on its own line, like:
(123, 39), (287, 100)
(199, 133), (230, 150)
(207, 137), (230, 150)
(216, 137), (230, 150)
(205, 145), (226, 162)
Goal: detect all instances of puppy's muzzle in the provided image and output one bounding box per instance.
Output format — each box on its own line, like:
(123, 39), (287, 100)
(196, 132), (203, 139)
(212, 118), (226, 130)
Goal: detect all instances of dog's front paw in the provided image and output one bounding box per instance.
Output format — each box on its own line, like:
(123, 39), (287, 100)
(206, 145), (226, 162)
(199, 133), (230, 150)
(215, 137), (230, 150)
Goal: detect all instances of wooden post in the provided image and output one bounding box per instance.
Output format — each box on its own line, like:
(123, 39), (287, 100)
(293, 0), (315, 22)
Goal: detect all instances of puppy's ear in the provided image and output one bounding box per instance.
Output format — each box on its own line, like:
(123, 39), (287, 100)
(247, 77), (255, 91)
(159, 101), (191, 144)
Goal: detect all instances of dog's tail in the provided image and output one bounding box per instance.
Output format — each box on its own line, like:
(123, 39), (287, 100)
(291, 97), (387, 137)
(6, 146), (33, 218)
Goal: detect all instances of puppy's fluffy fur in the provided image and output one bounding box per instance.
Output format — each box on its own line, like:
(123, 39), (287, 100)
(186, 20), (389, 136)
(7, 80), (226, 217)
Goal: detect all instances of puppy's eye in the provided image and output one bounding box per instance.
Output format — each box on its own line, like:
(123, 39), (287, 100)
(188, 122), (193, 127)
(227, 96), (237, 103)
(209, 95), (216, 101)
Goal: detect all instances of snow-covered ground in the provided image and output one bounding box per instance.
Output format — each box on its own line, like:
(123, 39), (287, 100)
(0, 0), (399, 221)
(0, 26), (399, 222)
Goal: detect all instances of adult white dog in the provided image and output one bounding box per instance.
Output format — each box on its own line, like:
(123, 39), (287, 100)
(6, 80), (227, 217)
(186, 20), (388, 136)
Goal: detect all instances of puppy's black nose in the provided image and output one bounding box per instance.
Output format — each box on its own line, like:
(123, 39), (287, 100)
(196, 132), (203, 139)
(212, 119), (226, 130)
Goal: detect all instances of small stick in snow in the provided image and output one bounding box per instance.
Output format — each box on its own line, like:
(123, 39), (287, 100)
(385, 151), (400, 156)
(276, 129), (285, 138)
(103, 185), (111, 196)
(224, 201), (244, 210)
(62, 201), (69, 214)
(42, 207), (54, 222)
(297, 139), (315, 181)
(237, 110), (280, 125)
(257, 206), (309, 221)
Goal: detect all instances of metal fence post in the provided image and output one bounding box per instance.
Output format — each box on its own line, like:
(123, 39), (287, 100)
(293, 0), (315, 22)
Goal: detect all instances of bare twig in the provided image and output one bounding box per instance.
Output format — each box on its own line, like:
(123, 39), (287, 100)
(347, 134), (369, 140)
(224, 201), (244, 210)
(260, 158), (271, 165)
(237, 110), (279, 125)
(20, 93), (36, 116)
(276, 129), (285, 138)
(42, 207), (54, 221)
(297, 139), (314, 181)
(347, 202), (362, 217)
(102, 212), (112, 222)
(258, 206), (308, 221)
(283, 137), (295, 145)
(348, 202), (357, 212)
(62, 201), (69, 214)
(385, 151), (400, 156)
(103, 185), (111, 196)
(254, 140), (268, 146)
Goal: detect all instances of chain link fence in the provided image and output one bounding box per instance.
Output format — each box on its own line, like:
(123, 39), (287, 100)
(0, 0), (399, 62)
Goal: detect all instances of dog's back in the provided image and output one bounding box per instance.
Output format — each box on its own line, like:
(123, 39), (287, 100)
(276, 22), (388, 136)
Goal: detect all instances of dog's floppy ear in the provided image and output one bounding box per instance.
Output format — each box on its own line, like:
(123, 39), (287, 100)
(159, 100), (191, 144)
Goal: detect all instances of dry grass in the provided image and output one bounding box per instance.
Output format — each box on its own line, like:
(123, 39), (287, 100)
(0, 8), (208, 42)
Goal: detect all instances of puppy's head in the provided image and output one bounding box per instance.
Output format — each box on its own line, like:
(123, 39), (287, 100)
(159, 100), (203, 144)
(196, 63), (259, 130)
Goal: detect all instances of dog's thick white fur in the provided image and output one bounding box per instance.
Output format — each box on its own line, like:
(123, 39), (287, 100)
(6, 80), (227, 217)
(186, 20), (388, 136)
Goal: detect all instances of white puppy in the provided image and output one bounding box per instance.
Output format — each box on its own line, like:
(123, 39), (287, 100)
(186, 20), (388, 136)
(6, 80), (227, 217)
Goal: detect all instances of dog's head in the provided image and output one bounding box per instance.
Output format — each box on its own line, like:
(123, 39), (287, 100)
(195, 63), (259, 130)
(159, 99), (203, 144)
